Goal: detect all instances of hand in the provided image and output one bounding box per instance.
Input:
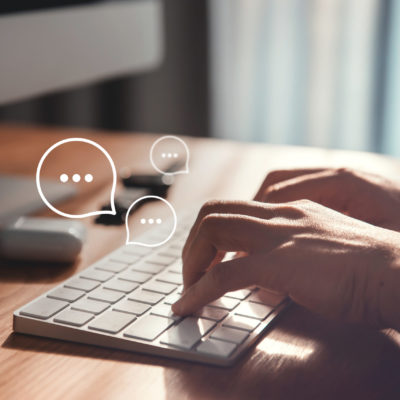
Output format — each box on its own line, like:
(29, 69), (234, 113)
(172, 200), (400, 331)
(254, 168), (400, 232)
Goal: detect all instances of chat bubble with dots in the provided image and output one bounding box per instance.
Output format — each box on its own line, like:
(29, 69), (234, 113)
(36, 138), (117, 218)
(150, 135), (189, 175)
(125, 195), (177, 247)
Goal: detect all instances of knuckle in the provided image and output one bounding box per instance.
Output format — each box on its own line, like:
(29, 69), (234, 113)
(199, 200), (226, 217)
(275, 240), (297, 256)
(265, 169), (285, 183)
(293, 198), (313, 209)
(263, 186), (280, 203)
(199, 213), (221, 234)
(286, 198), (312, 208)
(277, 204), (306, 219)
(335, 167), (354, 178)
(296, 198), (313, 206)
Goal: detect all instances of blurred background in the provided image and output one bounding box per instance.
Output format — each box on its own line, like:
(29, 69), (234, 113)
(1, 0), (399, 156)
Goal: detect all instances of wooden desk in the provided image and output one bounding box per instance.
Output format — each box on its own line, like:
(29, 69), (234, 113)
(1, 124), (400, 400)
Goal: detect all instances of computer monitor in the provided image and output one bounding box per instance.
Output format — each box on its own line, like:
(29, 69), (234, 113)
(0, 1), (163, 220)
(0, 0), (163, 105)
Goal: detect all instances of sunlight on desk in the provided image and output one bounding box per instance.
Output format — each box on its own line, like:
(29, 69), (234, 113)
(257, 338), (314, 360)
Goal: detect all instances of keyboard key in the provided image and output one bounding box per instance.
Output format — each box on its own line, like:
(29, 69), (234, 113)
(89, 310), (136, 334)
(168, 262), (182, 274)
(103, 278), (139, 293)
(197, 338), (237, 358)
(54, 309), (93, 327)
(234, 301), (273, 320)
(65, 278), (99, 292)
(124, 315), (174, 341)
(151, 303), (181, 321)
(110, 253), (140, 265)
(160, 317), (215, 350)
(164, 293), (182, 305)
(95, 261), (127, 273)
(128, 290), (164, 305)
(131, 263), (165, 274)
(222, 315), (259, 332)
(20, 297), (68, 320)
(88, 288), (124, 303)
(142, 281), (177, 295)
(123, 246), (152, 257)
(71, 298), (109, 314)
(224, 289), (251, 301)
(211, 326), (249, 345)
(47, 287), (85, 302)
(156, 272), (183, 285)
(113, 299), (150, 316)
(118, 270), (152, 284)
(152, 254), (176, 265)
(145, 255), (174, 267)
(195, 307), (229, 322)
(159, 248), (182, 259)
(176, 285), (184, 294)
(79, 269), (114, 282)
(247, 290), (286, 307)
(208, 297), (240, 311)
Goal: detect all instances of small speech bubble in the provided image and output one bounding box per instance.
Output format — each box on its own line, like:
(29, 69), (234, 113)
(125, 195), (177, 247)
(150, 135), (189, 175)
(36, 138), (117, 218)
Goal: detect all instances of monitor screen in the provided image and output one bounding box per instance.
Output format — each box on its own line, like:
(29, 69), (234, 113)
(0, 0), (162, 105)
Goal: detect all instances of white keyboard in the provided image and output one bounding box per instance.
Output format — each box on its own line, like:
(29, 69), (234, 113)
(13, 210), (289, 366)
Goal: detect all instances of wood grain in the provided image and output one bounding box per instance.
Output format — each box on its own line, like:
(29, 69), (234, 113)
(1, 123), (400, 400)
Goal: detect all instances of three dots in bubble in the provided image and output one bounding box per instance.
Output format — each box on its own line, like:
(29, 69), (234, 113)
(140, 218), (162, 225)
(60, 173), (93, 183)
(161, 153), (178, 158)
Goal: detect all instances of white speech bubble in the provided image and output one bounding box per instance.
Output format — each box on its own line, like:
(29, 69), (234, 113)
(125, 195), (177, 247)
(36, 138), (117, 218)
(150, 135), (189, 175)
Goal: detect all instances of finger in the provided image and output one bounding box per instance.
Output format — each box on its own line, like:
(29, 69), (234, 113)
(182, 213), (284, 289)
(173, 256), (259, 315)
(182, 200), (277, 261)
(262, 170), (353, 210)
(253, 168), (326, 201)
(173, 251), (290, 316)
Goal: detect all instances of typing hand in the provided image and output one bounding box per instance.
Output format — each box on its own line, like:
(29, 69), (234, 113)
(254, 168), (400, 232)
(172, 200), (400, 331)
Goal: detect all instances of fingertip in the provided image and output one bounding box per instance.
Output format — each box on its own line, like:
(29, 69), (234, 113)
(172, 289), (198, 316)
(171, 298), (185, 315)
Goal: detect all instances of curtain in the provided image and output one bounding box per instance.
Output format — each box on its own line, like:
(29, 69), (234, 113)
(209, 0), (398, 155)
(382, 0), (400, 156)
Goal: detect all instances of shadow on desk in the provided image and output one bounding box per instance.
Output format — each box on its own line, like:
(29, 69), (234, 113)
(3, 305), (400, 400)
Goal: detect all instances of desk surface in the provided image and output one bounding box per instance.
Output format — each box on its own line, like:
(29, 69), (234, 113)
(1, 124), (400, 400)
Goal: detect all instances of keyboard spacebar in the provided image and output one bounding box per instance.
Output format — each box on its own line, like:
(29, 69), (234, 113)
(160, 317), (216, 349)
